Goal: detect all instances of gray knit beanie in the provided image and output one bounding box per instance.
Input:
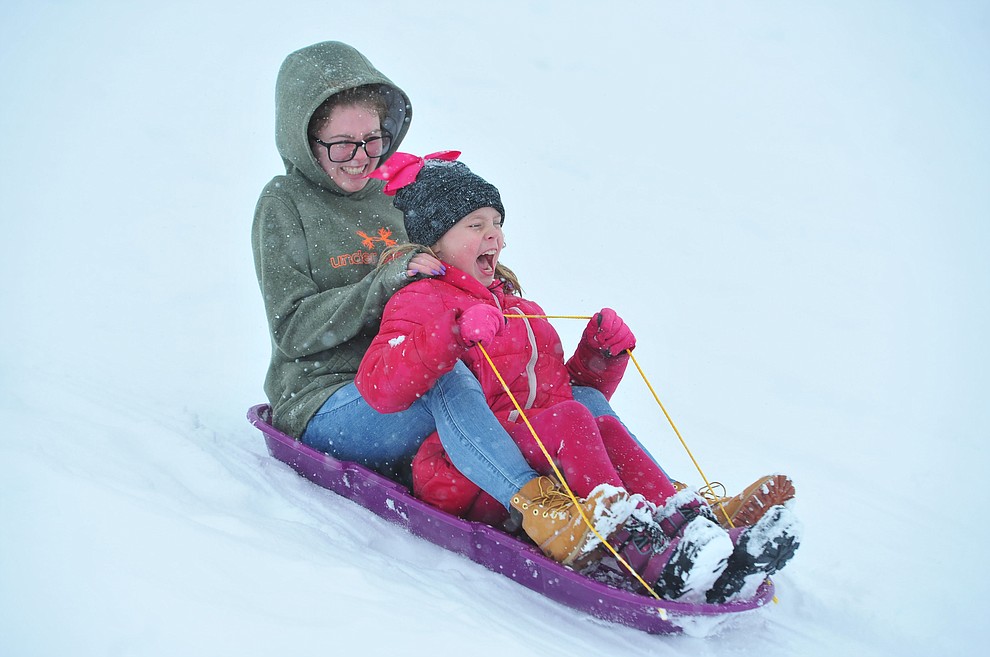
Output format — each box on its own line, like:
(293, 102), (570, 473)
(393, 160), (504, 247)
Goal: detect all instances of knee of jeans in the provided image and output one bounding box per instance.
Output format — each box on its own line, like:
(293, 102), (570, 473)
(572, 385), (606, 403)
(449, 360), (482, 383)
(434, 361), (485, 397)
(572, 385), (617, 418)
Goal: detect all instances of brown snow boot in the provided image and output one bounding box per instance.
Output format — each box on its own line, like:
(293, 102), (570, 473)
(510, 476), (629, 567)
(704, 474), (796, 529)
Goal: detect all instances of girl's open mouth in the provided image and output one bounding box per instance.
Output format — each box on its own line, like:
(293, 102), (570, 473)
(478, 250), (497, 274)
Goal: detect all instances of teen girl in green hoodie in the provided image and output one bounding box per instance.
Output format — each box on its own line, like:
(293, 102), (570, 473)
(251, 41), (639, 565)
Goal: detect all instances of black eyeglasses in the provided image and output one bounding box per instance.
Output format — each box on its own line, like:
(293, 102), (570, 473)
(313, 132), (392, 163)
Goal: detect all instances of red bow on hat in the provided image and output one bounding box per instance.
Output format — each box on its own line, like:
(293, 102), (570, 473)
(367, 150), (461, 196)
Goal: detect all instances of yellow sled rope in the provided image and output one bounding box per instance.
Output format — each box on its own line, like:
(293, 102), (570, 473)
(476, 343), (667, 608)
(500, 312), (727, 523)
(494, 313), (778, 603)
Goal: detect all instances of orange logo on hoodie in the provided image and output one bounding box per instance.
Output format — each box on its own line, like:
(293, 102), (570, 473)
(357, 228), (398, 249)
(329, 227), (398, 269)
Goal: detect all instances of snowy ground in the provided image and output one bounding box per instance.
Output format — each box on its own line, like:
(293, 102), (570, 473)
(2, 1), (987, 655)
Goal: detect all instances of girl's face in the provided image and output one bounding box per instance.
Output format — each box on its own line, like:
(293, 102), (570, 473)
(432, 207), (505, 287)
(310, 103), (384, 193)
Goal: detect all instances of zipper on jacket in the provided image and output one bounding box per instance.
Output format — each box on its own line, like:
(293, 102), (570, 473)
(506, 304), (539, 423)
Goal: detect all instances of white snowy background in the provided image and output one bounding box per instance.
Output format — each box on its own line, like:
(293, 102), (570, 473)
(2, 1), (987, 655)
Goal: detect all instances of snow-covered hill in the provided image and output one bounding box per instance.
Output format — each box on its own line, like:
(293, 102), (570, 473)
(2, 2), (987, 655)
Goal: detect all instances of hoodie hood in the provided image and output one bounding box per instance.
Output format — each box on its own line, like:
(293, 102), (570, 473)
(274, 41), (412, 194)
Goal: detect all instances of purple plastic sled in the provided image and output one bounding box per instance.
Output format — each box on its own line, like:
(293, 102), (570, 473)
(247, 404), (773, 634)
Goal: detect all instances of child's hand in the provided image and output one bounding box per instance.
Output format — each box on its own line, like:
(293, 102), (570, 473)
(457, 304), (505, 346)
(407, 253), (446, 277)
(582, 308), (636, 357)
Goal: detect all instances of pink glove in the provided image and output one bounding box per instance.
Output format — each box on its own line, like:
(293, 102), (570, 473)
(457, 304), (505, 346)
(582, 308), (636, 357)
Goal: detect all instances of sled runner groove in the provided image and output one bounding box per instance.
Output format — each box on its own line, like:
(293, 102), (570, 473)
(247, 404), (773, 634)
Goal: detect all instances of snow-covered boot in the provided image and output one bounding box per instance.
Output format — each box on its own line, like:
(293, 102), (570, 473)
(706, 504), (803, 604)
(648, 490), (733, 602)
(600, 497), (720, 602)
(603, 497), (673, 587)
(653, 489), (721, 537)
(510, 476), (629, 567)
(703, 474), (796, 529)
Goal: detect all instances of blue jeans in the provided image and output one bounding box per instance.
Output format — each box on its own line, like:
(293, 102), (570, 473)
(301, 361), (538, 508)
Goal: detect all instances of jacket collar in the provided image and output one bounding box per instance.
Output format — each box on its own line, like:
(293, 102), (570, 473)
(437, 265), (507, 305)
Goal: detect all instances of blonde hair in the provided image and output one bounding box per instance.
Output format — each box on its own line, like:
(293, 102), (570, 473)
(380, 243), (523, 296)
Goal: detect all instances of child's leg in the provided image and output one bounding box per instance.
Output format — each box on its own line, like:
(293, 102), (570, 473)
(410, 432), (510, 526)
(303, 361), (538, 507)
(412, 432), (483, 517)
(597, 415), (678, 505)
(466, 491), (511, 526)
(508, 400), (625, 498)
(572, 385), (670, 476)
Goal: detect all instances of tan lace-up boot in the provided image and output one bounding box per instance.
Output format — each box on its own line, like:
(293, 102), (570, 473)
(510, 476), (628, 567)
(704, 474), (796, 529)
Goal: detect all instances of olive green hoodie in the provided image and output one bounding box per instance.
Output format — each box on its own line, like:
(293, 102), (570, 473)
(252, 41), (415, 438)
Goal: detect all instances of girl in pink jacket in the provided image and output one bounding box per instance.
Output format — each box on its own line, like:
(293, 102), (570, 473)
(356, 152), (801, 604)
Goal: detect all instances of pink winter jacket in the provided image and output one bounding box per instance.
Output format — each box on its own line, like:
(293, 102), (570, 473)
(355, 266), (628, 422)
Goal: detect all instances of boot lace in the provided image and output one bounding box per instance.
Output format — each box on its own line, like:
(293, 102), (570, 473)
(625, 514), (669, 553)
(526, 479), (577, 519)
(698, 481), (727, 506)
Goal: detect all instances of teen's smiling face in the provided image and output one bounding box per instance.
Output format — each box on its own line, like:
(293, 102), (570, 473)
(432, 207), (504, 286)
(310, 103), (384, 193)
